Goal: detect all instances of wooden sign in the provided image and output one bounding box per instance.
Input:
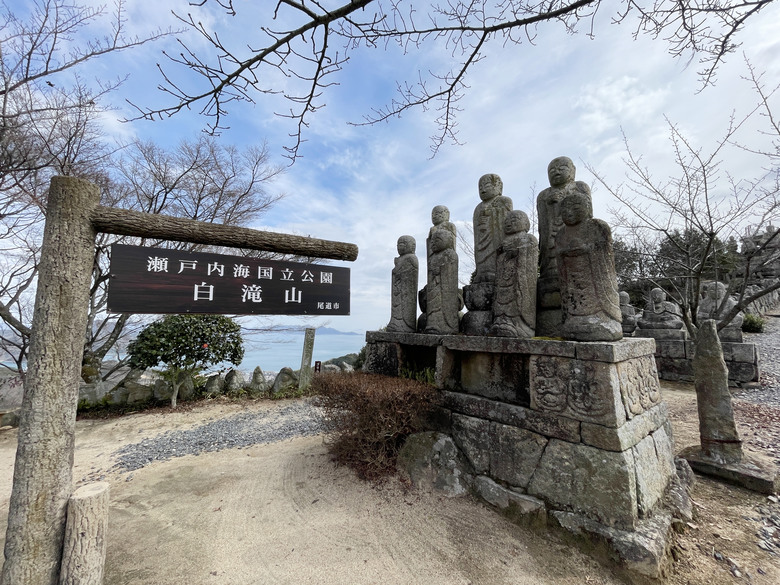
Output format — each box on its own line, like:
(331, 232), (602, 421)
(107, 244), (350, 315)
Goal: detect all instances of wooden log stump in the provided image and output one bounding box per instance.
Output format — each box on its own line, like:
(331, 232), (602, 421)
(59, 482), (110, 585)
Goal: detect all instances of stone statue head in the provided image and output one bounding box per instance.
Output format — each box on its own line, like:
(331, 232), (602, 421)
(619, 291), (630, 306)
(547, 156), (575, 188)
(650, 287), (666, 303)
(397, 235), (415, 256)
(504, 210), (530, 235)
(478, 173), (503, 201)
(430, 227), (454, 253)
(560, 190), (592, 226)
(702, 281), (726, 300)
(431, 205), (450, 226)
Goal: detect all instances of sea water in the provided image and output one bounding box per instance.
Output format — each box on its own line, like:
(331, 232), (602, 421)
(238, 330), (365, 373)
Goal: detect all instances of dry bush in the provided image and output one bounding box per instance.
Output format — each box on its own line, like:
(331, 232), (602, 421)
(312, 372), (439, 481)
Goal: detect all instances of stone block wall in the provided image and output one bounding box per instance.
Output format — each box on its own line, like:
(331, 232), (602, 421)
(364, 333), (676, 531)
(652, 340), (759, 386)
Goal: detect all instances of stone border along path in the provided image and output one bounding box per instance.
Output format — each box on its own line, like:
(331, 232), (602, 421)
(104, 400), (325, 478)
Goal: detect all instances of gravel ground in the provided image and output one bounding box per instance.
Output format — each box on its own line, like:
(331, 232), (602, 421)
(735, 312), (780, 408)
(103, 317), (780, 478)
(108, 399), (325, 475)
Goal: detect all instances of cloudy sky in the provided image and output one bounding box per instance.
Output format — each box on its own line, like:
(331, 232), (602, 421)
(14, 1), (780, 334)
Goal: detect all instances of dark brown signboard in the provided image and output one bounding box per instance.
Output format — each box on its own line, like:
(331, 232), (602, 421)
(107, 244), (350, 315)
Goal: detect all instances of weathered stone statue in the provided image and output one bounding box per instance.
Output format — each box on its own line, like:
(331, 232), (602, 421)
(555, 188), (622, 342)
(634, 287), (687, 340)
(462, 174), (512, 335)
(680, 319), (780, 492)
(693, 320), (742, 463)
(619, 291), (638, 336)
(426, 208), (460, 335)
(387, 235), (419, 333)
(697, 281), (744, 342)
(473, 173), (513, 284)
(536, 156), (591, 336)
(490, 211), (538, 337)
(427, 205), (456, 257)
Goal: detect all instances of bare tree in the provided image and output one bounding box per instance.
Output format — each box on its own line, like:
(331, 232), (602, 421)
(589, 70), (780, 336)
(130, 0), (777, 160)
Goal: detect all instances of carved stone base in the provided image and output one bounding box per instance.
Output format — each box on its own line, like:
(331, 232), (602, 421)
(679, 446), (779, 494)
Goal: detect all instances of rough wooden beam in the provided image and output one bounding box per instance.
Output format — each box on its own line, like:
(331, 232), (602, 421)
(91, 206), (359, 261)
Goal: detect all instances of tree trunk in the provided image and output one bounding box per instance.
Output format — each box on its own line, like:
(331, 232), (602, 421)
(1, 177), (99, 585)
(58, 482), (110, 585)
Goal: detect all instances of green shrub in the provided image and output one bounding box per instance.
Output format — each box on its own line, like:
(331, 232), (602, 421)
(312, 372), (438, 481)
(742, 313), (766, 333)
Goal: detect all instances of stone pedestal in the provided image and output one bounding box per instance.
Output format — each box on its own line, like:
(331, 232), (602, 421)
(634, 327), (687, 341)
(462, 282), (494, 336)
(365, 332), (677, 530)
(365, 331), (682, 577)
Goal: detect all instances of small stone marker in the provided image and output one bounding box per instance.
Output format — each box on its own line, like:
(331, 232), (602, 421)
(681, 320), (779, 494)
(298, 328), (316, 390)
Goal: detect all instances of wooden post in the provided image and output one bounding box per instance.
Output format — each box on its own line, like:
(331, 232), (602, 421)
(58, 483), (110, 585)
(1, 177), (99, 585)
(1, 177), (358, 585)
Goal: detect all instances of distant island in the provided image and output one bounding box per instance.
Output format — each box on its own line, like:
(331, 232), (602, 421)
(314, 327), (362, 336)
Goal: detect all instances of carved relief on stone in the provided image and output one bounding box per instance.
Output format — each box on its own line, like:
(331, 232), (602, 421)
(567, 362), (612, 420)
(617, 356), (662, 419)
(531, 356), (623, 426)
(531, 356), (568, 413)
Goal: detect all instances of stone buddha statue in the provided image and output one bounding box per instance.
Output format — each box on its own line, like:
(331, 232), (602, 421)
(554, 188), (622, 342)
(490, 210), (538, 338)
(387, 235), (419, 333)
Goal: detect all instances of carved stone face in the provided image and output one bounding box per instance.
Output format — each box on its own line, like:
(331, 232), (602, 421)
(560, 192), (590, 226)
(547, 157), (575, 187)
(650, 288), (666, 303)
(703, 281), (726, 300)
(431, 205), (449, 226)
(619, 291), (630, 305)
(504, 210), (530, 235)
(430, 229), (453, 253)
(397, 235), (415, 256)
(478, 173), (503, 201)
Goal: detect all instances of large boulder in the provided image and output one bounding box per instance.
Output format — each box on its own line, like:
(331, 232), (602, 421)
(224, 369), (245, 394)
(204, 374), (225, 398)
(397, 432), (474, 497)
(271, 367), (299, 395)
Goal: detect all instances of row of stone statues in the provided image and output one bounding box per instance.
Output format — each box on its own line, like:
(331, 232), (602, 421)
(388, 156), (752, 344)
(388, 156), (624, 342)
(621, 283), (745, 342)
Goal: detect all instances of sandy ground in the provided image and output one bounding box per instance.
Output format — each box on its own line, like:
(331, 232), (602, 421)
(1, 388), (779, 584)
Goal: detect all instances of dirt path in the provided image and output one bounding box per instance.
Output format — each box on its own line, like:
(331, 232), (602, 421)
(1, 388), (779, 584)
